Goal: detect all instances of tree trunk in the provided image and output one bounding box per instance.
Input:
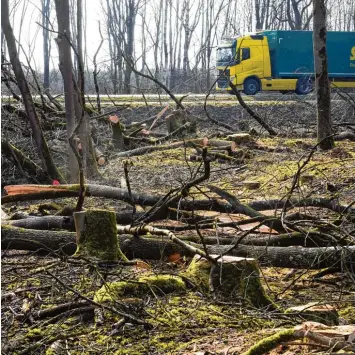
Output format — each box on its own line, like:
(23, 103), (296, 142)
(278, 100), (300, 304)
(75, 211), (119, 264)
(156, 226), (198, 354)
(74, 210), (127, 261)
(42, 0), (51, 90)
(2, 228), (354, 270)
(123, 0), (136, 94)
(54, 0), (79, 181)
(313, 0), (334, 150)
(1, 0), (63, 182)
(76, 0), (99, 178)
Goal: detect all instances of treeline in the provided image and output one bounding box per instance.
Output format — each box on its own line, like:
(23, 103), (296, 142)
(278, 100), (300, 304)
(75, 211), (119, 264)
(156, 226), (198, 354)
(2, 0), (355, 95)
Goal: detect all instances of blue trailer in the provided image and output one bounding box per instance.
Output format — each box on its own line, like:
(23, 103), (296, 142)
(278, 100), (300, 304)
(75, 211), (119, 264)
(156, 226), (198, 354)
(216, 30), (355, 94)
(263, 30), (355, 79)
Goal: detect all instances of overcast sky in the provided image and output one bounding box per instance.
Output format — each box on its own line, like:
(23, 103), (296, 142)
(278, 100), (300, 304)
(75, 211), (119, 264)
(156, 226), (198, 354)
(8, 0), (255, 72)
(10, 0), (114, 71)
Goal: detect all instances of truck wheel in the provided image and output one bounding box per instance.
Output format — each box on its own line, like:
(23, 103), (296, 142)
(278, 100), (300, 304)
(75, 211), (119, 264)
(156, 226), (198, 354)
(296, 77), (313, 95)
(243, 78), (260, 95)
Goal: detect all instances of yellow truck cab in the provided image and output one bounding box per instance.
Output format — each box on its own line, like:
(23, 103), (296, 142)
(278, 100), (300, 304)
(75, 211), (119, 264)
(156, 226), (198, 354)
(216, 30), (355, 95)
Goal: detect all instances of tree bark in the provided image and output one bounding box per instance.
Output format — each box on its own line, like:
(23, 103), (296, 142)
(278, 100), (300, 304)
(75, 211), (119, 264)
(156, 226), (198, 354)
(3, 185), (354, 218)
(42, 0), (51, 90)
(1, 0), (63, 182)
(54, 0), (79, 181)
(74, 210), (127, 261)
(313, 0), (334, 150)
(2, 227), (354, 270)
(1, 140), (51, 183)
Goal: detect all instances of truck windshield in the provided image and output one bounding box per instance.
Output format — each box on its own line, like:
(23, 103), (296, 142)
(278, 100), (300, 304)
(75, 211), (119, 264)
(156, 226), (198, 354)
(216, 47), (234, 65)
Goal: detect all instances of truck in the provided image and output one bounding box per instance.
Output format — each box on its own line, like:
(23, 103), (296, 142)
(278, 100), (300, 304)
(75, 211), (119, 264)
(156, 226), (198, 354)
(216, 30), (355, 95)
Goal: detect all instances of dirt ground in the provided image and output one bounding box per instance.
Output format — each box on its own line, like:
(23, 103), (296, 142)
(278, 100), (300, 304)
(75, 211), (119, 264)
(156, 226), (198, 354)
(1, 100), (355, 354)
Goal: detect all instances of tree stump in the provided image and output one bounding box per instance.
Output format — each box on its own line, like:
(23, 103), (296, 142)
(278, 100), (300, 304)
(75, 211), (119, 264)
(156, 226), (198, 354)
(165, 110), (197, 135)
(286, 302), (339, 326)
(184, 255), (276, 309)
(73, 209), (127, 261)
(109, 115), (125, 150)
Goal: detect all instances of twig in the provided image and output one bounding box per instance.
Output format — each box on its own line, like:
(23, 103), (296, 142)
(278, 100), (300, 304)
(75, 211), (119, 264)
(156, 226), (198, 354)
(46, 271), (152, 328)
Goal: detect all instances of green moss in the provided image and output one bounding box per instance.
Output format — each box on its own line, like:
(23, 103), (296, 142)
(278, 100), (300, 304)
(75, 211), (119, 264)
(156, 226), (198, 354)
(94, 275), (186, 303)
(26, 328), (43, 340)
(138, 275), (186, 294)
(183, 257), (277, 310)
(74, 209), (127, 262)
(94, 281), (144, 303)
(182, 257), (211, 292)
(339, 306), (355, 323)
(241, 328), (295, 355)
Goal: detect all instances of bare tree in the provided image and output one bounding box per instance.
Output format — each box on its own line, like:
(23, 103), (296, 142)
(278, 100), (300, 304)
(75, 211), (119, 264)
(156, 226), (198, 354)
(255, 0), (271, 29)
(54, 0), (79, 181)
(41, 0), (51, 90)
(313, 0), (334, 150)
(1, 0), (63, 182)
(76, 0), (99, 177)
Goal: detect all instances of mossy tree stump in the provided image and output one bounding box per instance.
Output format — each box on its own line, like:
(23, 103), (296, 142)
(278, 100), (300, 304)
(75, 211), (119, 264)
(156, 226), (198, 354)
(184, 255), (276, 309)
(73, 209), (127, 262)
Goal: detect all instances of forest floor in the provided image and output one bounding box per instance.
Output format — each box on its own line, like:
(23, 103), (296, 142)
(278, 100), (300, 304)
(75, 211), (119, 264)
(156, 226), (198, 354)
(1, 98), (355, 354)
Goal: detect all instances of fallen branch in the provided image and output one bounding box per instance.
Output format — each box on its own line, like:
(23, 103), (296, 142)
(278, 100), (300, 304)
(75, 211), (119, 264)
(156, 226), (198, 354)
(3, 185), (354, 218)
(229, 81), (277, 136)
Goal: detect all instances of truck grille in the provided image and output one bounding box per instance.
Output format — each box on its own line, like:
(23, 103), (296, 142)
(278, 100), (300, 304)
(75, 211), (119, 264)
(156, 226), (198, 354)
(217, 69), (230, 89)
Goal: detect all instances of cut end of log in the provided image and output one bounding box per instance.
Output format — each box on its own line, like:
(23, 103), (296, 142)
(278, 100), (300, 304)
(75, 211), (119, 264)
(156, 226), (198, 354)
(109, 114), (120, 124)
(97, 157), (106, 166)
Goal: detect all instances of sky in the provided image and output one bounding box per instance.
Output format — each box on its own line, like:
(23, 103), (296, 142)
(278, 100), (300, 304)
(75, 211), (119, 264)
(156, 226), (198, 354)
(7, 0), (255, 72)
(9, 0), (111, 71)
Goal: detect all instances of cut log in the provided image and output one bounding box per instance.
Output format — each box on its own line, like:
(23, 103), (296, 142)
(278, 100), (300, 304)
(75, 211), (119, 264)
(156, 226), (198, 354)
(334, 131), (355, 141)
(73, 209), (127, 261)
(286, 302), (339, 326)
(226, 133), (252, 144)
(2, 184), (354, 218)
(1, 227), (355, 269)
(184, 254), (277, 309)
(111, 138), (235, 158)
(8, 215), (74, 231)
(94, 146), (105, 166)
